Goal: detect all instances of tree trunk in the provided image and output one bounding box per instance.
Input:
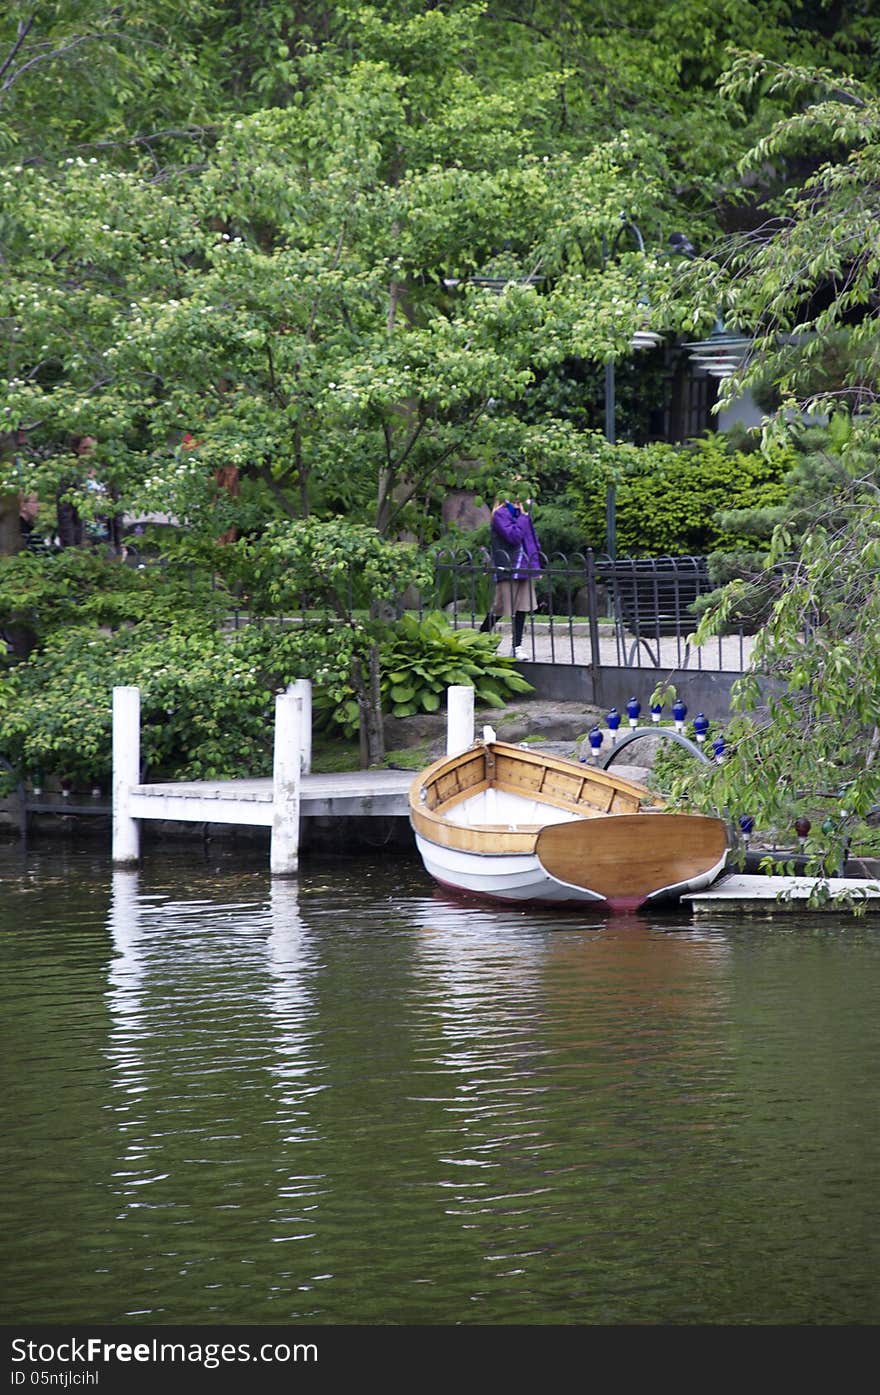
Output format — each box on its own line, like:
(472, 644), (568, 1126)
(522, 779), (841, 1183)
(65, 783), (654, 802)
(365, 641), (384, 765)
(352, 642), (385, 768)
(0, 490), (22, 558)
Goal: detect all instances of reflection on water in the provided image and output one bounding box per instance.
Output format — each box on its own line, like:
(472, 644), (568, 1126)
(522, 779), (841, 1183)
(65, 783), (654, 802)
(2, 842), (879, 1325)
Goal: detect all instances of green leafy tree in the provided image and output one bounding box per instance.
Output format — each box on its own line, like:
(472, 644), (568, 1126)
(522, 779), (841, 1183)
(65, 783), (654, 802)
(242, 517), (434, 764)
(4, 5), (879, 789)
(657, 55), (880, 889)
(668, 466), (880, 886)
(668, 54), (880, 419)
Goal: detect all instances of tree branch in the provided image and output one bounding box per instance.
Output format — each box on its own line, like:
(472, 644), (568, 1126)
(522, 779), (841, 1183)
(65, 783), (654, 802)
(257, 464), (298, 518)
(0, 13), (36, 86)
(0, 29), (131, 101)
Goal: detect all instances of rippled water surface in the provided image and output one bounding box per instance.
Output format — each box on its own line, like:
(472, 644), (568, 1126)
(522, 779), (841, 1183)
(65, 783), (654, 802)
(2, 840), (880, 1326)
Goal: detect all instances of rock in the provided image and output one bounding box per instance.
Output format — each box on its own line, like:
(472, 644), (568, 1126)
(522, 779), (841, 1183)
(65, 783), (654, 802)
(385, 700), (605, 758)
(383, 711), (447, 750)
(382, 700), (670, 783)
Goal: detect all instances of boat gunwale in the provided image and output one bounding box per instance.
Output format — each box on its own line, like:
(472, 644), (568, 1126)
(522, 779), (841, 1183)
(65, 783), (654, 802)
(408, 740), (660, 857)
(410, 741), (658, 810)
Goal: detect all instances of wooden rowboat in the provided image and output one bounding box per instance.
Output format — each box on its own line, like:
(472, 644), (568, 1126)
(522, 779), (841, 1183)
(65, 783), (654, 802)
(409, 737), (729, 913)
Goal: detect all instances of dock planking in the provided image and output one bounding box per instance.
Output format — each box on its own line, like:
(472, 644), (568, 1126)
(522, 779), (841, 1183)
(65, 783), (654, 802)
(684, 872), (880, 913)
(127, 770), (412, 826)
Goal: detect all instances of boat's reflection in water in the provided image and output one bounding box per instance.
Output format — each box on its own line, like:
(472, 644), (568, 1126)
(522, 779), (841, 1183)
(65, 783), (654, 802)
(405, 878), (734, 1288)
(410, 880), (732, 1059)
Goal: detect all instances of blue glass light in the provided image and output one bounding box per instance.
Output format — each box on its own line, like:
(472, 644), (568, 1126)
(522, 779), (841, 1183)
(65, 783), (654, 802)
(626, 697), (641, 727)
(672, 698), (687, 731)
(693, 712), (709, 743)
(589, 726), (604, 753)
(650, 702), (663, 724)
(712, 736), (725, 763)
(739, 814), (754, 838)
(607, 707), (621, 744)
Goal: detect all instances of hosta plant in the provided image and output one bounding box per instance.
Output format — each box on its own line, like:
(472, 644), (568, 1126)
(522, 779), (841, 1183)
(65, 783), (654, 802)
(313, 611), (533, 737)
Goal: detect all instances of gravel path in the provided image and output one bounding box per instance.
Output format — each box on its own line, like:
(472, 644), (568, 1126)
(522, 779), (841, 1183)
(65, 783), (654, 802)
(477, 618), (756, 672)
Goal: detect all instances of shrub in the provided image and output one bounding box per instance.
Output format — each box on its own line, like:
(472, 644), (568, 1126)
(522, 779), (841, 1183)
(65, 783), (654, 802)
(0, 623), (277, 787)
(0, 604), (534, 786)
(569, 433), (792, 557)
(0, 548), (225, 654)
(0, 611), (374, 787)
(312, 611), (534, 737)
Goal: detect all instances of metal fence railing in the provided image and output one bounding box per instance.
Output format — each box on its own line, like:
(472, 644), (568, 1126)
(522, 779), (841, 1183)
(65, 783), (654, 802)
(59, 546), (751, 675)
(428, 548), (753, 673)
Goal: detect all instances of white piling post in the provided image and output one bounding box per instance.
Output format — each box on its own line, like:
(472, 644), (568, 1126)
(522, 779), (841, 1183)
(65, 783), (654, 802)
(293, 678), (312, 775)
(271, 687), (302, 876)
(112, 685), (141, 866)
(446, 685), (475, 756)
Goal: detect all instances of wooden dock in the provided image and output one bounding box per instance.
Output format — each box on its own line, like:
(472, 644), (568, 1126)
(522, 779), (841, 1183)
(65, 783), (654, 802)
(127, 770), (412, 824)
(683, 872), (880, 913)
(111, 682), (477, 876)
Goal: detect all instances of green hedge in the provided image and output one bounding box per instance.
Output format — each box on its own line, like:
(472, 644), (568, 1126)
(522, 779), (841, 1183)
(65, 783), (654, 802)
(569, 434), (793, 557)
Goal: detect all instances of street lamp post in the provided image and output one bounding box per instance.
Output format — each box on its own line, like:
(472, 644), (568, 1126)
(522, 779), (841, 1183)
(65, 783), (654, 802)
(601, 218), (662, 559)
(604, 356), (618, 557)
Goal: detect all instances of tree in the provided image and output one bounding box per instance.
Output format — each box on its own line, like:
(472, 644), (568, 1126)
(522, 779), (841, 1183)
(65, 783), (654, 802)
(7, 5), (873, 559)
(668, 455), (880, 889)
(1, 5), (685, 555)
(0, 2), (225, 157)
(243, 517), (433, 764)
(667, 53), (880, 419)
(657, 54), (880, 884)
(3, 7), (878, 783)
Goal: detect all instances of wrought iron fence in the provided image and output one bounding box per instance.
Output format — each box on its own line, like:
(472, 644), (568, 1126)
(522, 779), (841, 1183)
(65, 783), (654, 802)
(114, 546), (751, 674)
(428, 547), (753, 673)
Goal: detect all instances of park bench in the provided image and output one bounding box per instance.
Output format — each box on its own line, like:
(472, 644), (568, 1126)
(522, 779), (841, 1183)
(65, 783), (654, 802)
(600, 556), (712, 668)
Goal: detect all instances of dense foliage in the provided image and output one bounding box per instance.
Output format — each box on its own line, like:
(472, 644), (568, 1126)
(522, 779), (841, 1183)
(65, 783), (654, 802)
(670, 52), (880, 422)
(5, 0), (873, 549)
(314, 611), (533, 738)
(1, 2), (879, 796)
(0, 549), (529, 788)
(662, 460), (880, 881)
(567, 432), (793, 556)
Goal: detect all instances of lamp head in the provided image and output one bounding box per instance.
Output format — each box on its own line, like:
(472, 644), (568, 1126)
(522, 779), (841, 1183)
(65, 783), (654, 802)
(669, 232), (696, 258)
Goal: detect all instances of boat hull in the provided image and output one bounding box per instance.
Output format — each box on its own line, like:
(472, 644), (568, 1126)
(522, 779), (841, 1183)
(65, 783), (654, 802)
(535, 811), (729, 911)
(415, 815), (728, 912)
(409, 741), (729, 912)
(414, 832), (606, 906)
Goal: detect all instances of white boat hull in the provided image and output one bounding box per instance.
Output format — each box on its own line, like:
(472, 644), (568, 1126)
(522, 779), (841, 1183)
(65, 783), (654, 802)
(414, 833), (605, 904)
(414, 831), (727, 910)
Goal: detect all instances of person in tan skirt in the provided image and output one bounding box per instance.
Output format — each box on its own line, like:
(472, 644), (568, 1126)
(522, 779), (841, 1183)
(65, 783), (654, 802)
(479, 485), (542, 659)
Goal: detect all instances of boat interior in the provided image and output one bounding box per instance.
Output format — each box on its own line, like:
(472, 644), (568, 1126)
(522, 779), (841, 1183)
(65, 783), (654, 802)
(415, 741), (658, 833)
(444, 786), (578, 830)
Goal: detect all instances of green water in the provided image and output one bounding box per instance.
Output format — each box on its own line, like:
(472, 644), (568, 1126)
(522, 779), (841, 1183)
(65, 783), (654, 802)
(2, 841), (879, 1326)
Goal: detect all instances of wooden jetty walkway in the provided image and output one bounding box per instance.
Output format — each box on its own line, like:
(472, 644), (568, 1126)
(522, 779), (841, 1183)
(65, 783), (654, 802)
(112, 682), (477, 875)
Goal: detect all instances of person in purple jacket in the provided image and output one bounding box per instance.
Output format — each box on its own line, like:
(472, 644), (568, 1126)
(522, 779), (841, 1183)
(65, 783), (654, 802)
(479, 482), (542, 660)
